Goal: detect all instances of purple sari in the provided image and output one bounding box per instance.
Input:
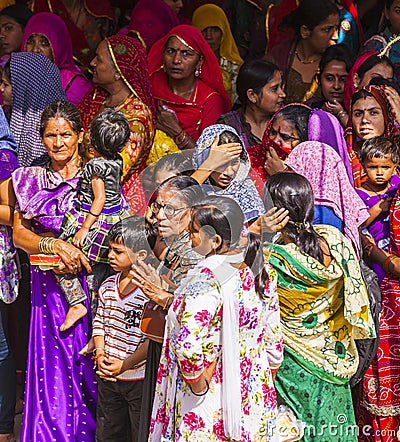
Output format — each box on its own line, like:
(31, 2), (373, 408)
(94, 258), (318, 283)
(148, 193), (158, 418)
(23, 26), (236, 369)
(12, 165), (97, 442)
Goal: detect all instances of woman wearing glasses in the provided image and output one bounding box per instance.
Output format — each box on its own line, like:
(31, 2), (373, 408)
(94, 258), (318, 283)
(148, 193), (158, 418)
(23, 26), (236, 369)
(131, 175), (204, 442)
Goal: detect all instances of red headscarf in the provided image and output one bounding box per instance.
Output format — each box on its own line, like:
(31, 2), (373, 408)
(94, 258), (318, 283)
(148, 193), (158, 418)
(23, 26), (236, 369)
(343, 51), (378, 112)
(148, 24), (231, 111)
(344, 84), (399, 187)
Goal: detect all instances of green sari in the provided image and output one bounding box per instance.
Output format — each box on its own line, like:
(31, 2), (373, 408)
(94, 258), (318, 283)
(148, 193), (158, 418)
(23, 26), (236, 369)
(265, 225), (374, 441)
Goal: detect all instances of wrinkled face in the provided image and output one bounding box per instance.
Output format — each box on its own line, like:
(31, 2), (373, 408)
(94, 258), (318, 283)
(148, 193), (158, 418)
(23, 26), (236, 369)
(356, 63), (394, 90)
(320, 60), (348, 103)
(189, 217), (218, 257)
(362, 155), (397, 187)
(41, 117), (82, 164)
(0, 16), (23, 54)
(108, 240), (141, 273)
(202, 26), (222, 53)
(25, 34), (54, 62)
(305, 14), (339, 55)
(385, 0), (400, 35)
(268, 115), (300, 150)
(90, 40), (115, 87)
(209, 157), (240, 188)
(163, 36), (202, 82)
(352, 96), (385, 141)
(163, 0), (183, 14)
(253, 70), (286, 115)
(0, 70), (11, 106)
(153, 187), (190, 238)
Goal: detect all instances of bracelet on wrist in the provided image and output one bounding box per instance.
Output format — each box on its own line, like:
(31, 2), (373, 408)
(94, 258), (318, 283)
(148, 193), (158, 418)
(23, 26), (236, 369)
(89, 210), (101, 217)
(39, 237), (57, 255)
(93, 347), (105, 355)
(336, 110), (348, 120)
(383, 253), (398, 273)
(364, 243), (375, 257)
(174, 129), (184, 143)
(189, 378), (209, 396)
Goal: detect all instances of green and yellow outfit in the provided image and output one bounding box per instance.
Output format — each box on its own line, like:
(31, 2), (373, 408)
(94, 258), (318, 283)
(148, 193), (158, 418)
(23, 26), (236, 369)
(265, 225), (374, 441)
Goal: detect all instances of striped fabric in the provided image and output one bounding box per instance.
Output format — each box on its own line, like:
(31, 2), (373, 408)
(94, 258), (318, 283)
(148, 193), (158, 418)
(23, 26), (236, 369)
(93, 273), (148, 381)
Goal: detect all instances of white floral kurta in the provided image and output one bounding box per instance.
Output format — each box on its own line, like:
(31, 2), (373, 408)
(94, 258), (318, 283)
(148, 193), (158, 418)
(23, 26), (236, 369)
(149, 262), (283, 441)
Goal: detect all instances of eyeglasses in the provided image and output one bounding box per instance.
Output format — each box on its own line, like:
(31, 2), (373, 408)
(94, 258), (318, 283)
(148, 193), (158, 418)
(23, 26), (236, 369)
(150, 201), (187, 218)
(269, 127), (299, 144)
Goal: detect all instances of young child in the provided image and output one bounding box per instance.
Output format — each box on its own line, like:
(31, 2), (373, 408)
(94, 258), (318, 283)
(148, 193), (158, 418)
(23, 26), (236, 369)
(57, 108), (131, 331)
(356, 136), (400, 281)
(92, 216), (150, 441)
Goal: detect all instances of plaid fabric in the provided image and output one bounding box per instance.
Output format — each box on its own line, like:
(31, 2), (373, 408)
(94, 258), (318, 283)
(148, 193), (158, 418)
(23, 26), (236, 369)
(60, 206), (130, 263)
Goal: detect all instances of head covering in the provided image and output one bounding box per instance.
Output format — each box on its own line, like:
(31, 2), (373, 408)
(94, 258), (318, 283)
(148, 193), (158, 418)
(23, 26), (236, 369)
(285, 141), (369, 254)
(0, 105), (18, 180)
(148, 24), (231, 111)
(307, 109), (353, 184)
(247, 103), (311, 194)
(344, 84), (398, 187)
(192, 4), (243, 66)
(21, 12), (77, 72)
(343, 51), (377, 112)
(0, 4), (32, 27)
(193, 124), (265, 222)
(120, 0), (180, 52)
(9, 52), (66, 167)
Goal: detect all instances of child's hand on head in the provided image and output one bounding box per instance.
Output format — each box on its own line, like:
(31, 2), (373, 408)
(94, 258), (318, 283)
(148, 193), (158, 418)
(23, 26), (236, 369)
(73, 227), (89, 248)
(206, 134), (242, 170)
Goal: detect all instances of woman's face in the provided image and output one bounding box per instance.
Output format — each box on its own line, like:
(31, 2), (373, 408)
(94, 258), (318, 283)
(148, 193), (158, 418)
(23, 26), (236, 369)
(385, 0), (400, 35)
(0, 16), (23, 54)
(210, 157), (240, 188)
(251, 70), (285, 115)
(268, 115), (300, 150)
(356, 63), (394, 90)
(163, 36), (202, 82)
(153, 187), (190, 238)
(305, 14), (339, 55)
(90, 40), (116, 87)
(25, 34), (54, 62)
(320, 60), (348, 103)
(202, 26), (222, 53)
(163, 0), (183, 14)
(352, 96), (385, 140)
(0, 70), (12, 106)
(42, 117), (82, 164)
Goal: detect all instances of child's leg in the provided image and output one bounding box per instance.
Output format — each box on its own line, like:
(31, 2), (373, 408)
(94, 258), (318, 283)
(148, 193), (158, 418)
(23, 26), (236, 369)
(53, 273), (87, 331)
(96, 376), (130, 442)
(123, 380), (144, 442)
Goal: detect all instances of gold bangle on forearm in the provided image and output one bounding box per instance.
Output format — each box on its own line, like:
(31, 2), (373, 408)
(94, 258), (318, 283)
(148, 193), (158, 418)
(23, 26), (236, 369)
(38, 237), (57, 254)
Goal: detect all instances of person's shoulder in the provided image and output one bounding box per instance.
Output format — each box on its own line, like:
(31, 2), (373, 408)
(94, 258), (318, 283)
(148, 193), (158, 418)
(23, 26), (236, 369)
(99, 273), (119, 293)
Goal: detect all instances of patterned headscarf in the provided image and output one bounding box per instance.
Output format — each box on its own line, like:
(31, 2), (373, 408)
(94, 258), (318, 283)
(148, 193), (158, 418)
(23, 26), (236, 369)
(285, 141), (369, 254)
(9, 52), (66, 167)
(193, 124), (265, 222)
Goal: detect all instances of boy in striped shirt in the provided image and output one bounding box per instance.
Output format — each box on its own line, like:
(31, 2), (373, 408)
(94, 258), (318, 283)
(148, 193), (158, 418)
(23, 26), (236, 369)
(93, 216), (151, 441)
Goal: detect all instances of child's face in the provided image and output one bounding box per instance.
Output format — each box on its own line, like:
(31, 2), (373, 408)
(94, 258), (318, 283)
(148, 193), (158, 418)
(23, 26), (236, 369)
(363, 155), (397, 186)
(108, 240), (143, 273)
(209, 158), (240, 188)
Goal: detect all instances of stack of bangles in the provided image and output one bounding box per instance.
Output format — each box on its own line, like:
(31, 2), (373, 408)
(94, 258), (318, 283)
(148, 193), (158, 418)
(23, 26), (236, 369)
(383, 254), (398, 273)
(174, 129), (191, 149)
(39, 237), (57, 254)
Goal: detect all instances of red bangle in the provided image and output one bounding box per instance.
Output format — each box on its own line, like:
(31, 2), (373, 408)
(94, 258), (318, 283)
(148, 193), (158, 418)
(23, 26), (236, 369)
(174, 129), (184, 143)
(383, 254), (398, 273)
(364, 243), (374, 257)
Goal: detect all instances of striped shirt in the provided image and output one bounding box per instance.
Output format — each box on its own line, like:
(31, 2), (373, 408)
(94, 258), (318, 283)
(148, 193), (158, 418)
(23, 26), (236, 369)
(93, 273), (147, 381)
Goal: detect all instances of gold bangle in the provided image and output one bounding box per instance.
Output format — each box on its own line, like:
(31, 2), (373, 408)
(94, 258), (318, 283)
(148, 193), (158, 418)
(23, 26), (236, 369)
(39, 237), (57, 255)
(163, 295), (172, 310)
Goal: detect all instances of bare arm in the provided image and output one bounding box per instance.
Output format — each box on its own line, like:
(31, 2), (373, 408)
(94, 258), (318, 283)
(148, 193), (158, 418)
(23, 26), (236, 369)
(0, 177), (15, 226)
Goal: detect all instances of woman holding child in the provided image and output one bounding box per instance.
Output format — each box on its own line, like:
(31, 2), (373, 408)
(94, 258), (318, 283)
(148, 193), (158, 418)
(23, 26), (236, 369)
(11, 101), (97, 441)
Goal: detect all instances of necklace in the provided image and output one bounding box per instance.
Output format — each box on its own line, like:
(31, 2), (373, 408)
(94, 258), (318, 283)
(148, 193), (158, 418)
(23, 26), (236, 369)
(103, 93), (132, 109)
(294, 50), (320, 65)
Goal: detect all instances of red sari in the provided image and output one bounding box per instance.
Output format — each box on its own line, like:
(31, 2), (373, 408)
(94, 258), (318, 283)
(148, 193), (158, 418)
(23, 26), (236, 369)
(148, 24), (231, 142)
(78, 35), (155, 214)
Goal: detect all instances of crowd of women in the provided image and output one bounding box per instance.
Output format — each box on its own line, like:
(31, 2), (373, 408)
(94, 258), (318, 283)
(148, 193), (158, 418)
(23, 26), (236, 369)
(0, 0), (400, 441)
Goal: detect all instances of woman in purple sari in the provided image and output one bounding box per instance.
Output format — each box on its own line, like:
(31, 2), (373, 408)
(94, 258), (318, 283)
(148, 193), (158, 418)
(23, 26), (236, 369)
(11, 101), (97, 442)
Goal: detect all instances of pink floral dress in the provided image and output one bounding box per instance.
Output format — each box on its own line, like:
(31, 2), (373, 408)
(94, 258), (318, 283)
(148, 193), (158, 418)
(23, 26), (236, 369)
(149, 261), (283, 441)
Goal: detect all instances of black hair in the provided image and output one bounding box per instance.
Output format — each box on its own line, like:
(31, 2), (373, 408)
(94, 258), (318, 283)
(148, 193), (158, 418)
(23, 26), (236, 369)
(0, 5), (33, 28)
(271, 105), (311, 142)
(357, 55), (394, 82)
(157, 175), (205, 207)
(108, 215), (152, 255)
(369, 76), (400, 95)
(318, 43), (355, 78)
(191, 195), (244, 252)
(152, 152), (193, 182)
(218, 130), (241, 145)
(386, 0), (396, 9)
(279, 0), (339, 34)
(2, 60), (10, 83)
(90, 109), (130, 160)
(350, 88), (375, 107)
(40, 101), (82, 137)
(264, 172), (325, 264)
(236, 59), (280, 107)
(360, 136), (400, 164)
